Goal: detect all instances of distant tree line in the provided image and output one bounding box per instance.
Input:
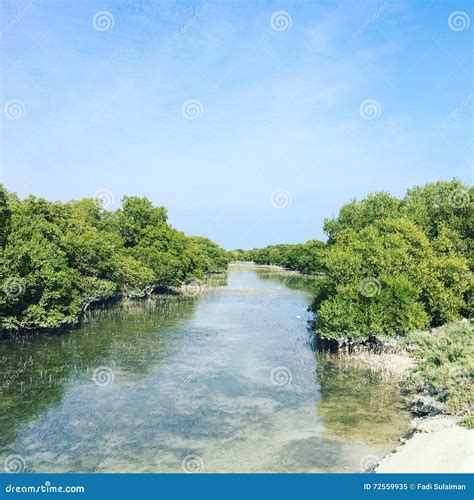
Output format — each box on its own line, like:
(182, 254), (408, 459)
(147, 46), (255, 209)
(229, 240), (326, 274)
(233, 179), (473, 340)
(0, 187), (229, 332)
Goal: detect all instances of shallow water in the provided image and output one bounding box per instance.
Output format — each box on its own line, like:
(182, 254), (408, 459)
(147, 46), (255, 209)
(0, 264), (409, 473)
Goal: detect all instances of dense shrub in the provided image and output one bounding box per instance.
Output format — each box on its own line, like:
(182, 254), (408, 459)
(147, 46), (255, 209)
(313, 180), (472, 340)
(0, 186), (228, 332)
(310, 215), (471, 339)
(403, 321), (473, 417)
(188, 236), (230, 275)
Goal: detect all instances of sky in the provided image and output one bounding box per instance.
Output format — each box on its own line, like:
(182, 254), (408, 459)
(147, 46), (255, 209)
(1, 0), (472, 249)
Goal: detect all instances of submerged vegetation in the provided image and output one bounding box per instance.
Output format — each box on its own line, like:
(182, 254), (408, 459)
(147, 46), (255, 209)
(238, 179), (473, 340)
(0, 186), (229, 332)
(314, 353), (409, 444)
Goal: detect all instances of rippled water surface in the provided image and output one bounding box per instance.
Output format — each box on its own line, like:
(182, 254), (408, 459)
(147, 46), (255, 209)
(0, 264), (410, 472)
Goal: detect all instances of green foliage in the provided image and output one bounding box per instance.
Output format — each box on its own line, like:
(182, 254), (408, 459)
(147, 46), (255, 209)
(404, 321), (473, 416)
(312, 179), (472, 340)
(228, 249), (248, 261)
(238, 240), (326, 274)
(0, 189), (228, 332)
(460, 414), (473, 429)
(401, 179), (473, 243)
(0, 184), (11, 248)
(323, 180), (473, 249)
(118, 196), (168, 248)
(310, 219), (431, 338)
(187, 236), (230, 276)
(323, 191), (400, 242)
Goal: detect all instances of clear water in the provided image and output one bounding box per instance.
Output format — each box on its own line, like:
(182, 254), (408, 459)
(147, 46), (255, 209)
(0, 264), (409, 472)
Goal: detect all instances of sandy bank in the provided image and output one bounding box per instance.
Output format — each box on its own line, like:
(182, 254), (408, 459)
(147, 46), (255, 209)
(376, 416), (473, 473)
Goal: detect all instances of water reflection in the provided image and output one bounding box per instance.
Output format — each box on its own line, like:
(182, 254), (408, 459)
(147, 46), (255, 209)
(0, 296), (201, 451)
(253, 267), (317, 293)
(314, 354), (409, 448)
(0, 265), (409, 472)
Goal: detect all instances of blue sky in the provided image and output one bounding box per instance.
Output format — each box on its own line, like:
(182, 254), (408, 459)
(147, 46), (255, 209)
(1, 0), (472, 249)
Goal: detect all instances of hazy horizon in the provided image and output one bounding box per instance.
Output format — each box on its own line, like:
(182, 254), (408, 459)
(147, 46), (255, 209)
(1, 0), (472, 249)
